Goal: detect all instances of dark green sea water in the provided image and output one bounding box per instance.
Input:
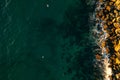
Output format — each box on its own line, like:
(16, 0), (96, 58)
(0, 0), (95, 80)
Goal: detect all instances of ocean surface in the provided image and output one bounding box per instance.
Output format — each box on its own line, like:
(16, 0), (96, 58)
(0, 0), (95, 80)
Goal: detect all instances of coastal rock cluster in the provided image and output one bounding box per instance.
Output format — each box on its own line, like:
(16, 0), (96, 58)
(94, 0), (120, 79)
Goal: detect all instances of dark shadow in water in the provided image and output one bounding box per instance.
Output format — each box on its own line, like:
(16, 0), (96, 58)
(58, 0), (96, 80)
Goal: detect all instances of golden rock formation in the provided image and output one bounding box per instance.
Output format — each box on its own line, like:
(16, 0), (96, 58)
(95, 0), (120, 79)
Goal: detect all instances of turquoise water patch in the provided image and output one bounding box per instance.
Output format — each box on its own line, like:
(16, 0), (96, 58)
(0, 0), (95, 80)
